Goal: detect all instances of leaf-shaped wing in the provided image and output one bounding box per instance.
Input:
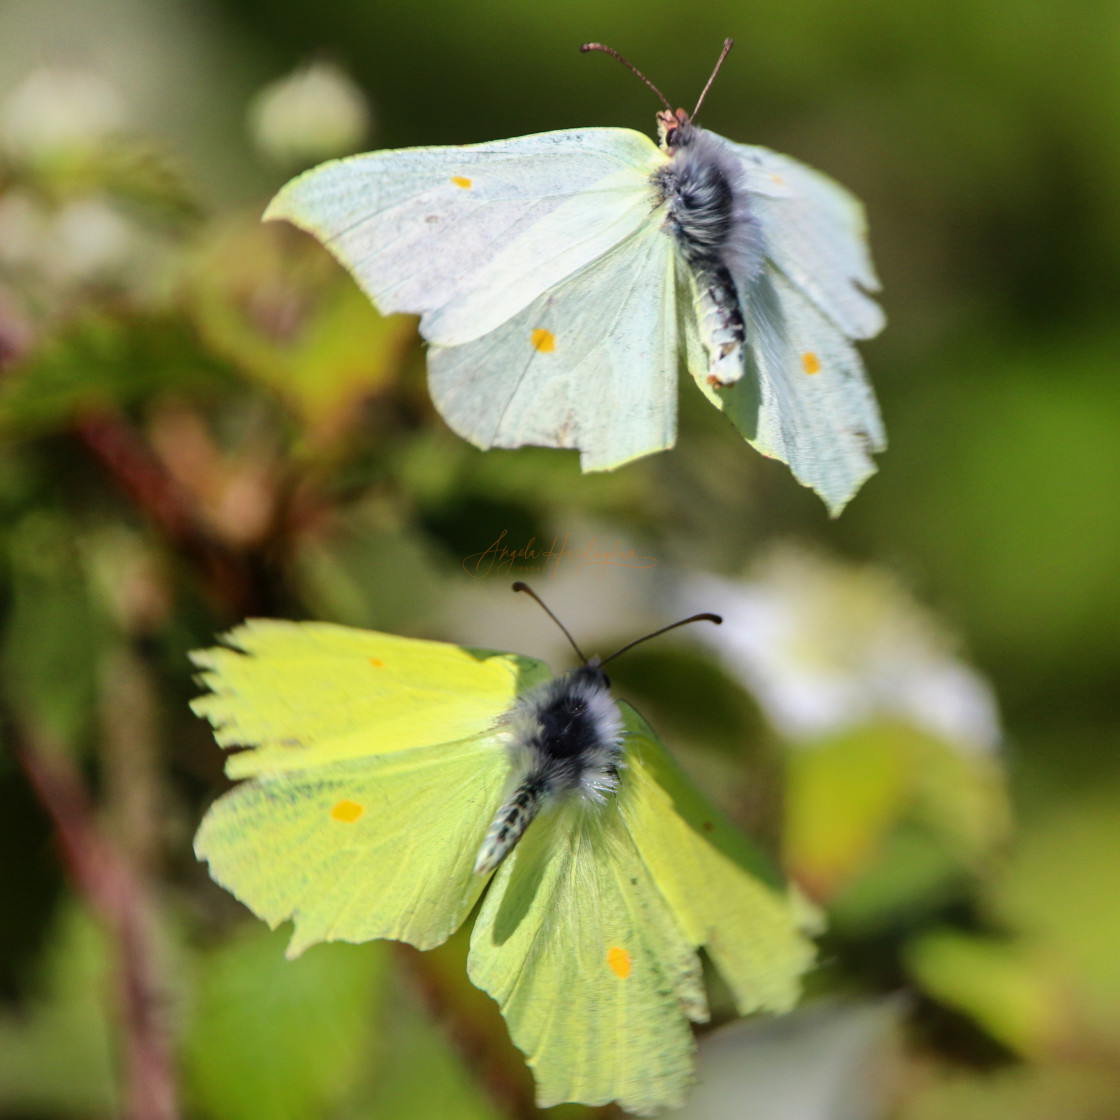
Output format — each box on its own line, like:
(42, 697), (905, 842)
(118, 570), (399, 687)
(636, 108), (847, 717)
(192, 622), (548, 955)
(196, 742), (508, 956)
(265, 128), (664, 347)
(191, 619), (547, 777)
(467, 795), (706, 1114)
(428, 221), (678, 471)
(620, 702), (818, 1014)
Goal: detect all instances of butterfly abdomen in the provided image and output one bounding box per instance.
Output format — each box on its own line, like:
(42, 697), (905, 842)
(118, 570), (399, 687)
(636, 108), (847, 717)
(474, 661), (624, 875)
(474, 775), (547, 876)
(655, 126), (760, 386)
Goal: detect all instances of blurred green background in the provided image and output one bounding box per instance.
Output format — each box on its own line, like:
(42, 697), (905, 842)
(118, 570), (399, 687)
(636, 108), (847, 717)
(1, 0), (1117, 1117)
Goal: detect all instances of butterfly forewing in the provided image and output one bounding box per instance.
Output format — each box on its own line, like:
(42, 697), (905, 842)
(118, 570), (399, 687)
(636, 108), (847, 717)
(618, 703), (818, 1014)
(421, 158), (664, 347)
(265, 128), (663, 342)
(732, 142), (884, 340)
(190, 620), (548, 777)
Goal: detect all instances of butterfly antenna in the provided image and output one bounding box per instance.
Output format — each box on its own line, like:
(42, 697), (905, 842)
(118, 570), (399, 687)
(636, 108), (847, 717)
(512, 581), (589, 664)
(580, 42), (673, 112)
(691, 37), (734, 119)
(600, 612), (722, 666)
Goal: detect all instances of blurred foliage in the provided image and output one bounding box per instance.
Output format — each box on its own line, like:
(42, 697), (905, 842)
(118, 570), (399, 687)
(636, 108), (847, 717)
(0, 0), (1118, 1117)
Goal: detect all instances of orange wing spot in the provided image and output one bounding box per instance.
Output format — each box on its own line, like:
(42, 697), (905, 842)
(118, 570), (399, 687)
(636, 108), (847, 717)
(770, 174), (785, 185)
(331, 800), (364, 823)
(801, 351), (822, 375)
(369, 657), (385, 668)
(531, 328), (556, 353)
(451, 176), (472, 189)
(607, 946), (632, 979)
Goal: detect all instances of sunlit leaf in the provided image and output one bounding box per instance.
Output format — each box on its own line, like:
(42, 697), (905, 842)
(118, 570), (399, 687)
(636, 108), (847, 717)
(186, 220), (415, 444)
(905, 929), (1064, 1057)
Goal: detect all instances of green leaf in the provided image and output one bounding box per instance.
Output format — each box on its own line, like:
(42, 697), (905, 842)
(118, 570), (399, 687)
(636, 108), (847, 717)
(0, 315), (230, 438)
(906, 929), (1060, 1057)
(1, 510), (107, 745)
(0, 901), (119, 1116)
(184, 925), (386, 1120)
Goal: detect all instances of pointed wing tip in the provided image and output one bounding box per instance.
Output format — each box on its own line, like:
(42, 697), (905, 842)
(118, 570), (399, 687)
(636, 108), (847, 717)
(262, 190), (298, 226)
(812, 444), (885, 517)
(576, 437), (674, 473)
(823, 489), (855, 518)
(262, 174), (325, 228)
(821, 483), (864, 519)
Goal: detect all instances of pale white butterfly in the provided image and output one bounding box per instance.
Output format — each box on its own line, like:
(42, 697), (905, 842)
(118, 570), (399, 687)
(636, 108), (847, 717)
(264, 40), (885, 514)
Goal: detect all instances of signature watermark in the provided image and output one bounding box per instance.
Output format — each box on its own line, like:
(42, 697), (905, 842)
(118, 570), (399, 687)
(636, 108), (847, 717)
(463, 530), (657, 580)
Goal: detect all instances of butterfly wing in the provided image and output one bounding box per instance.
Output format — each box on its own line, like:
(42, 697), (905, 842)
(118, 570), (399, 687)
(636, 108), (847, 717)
(466, 706), (816, 1113)
(191, 620), (548, 775)
(686, 260), (886, 515)
(193, 621), (550, 956)
(733, 143), (885, 342)
(266, 128), (680, 471)
(428, 219), (679, 470)
(467, 789), (707, 1114)
(680, 138), (886, 514)
(264, 128), (663, 347)
(619, 702), (818, 1014)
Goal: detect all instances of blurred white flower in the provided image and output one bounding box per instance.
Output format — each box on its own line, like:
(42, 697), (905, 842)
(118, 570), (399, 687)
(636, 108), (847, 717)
(51, 199), (134, 281)
(0, 190), (174, 301)
(687, 549), (1001, 753)
(1, 67), (126, 164)
(248, 61), (371, 167)
(0, 192), (46, 265)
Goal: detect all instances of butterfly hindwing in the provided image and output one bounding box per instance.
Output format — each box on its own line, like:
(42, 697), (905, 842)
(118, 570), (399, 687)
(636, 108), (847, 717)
(428, 220), (679, 470)
(195, 741), (507, 956)
(467, 790), (706, 1114)
(687, 261), (885, 515)
(467, 704), (816, 1113)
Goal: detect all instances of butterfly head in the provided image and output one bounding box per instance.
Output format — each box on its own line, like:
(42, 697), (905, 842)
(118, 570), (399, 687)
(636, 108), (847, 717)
(571, 654), (610, 691)
(474, 584), (723, 878)
(657, 108), (696, 152)
(582, 39), (732, 154)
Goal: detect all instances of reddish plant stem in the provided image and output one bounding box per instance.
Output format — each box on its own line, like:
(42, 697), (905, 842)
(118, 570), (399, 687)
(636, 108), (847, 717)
(74, 410), (262, 616)
(14, 730), (179, 1120)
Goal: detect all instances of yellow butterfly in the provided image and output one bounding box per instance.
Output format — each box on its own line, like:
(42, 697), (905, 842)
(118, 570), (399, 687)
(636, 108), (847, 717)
(193, 585), (817, 1113)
